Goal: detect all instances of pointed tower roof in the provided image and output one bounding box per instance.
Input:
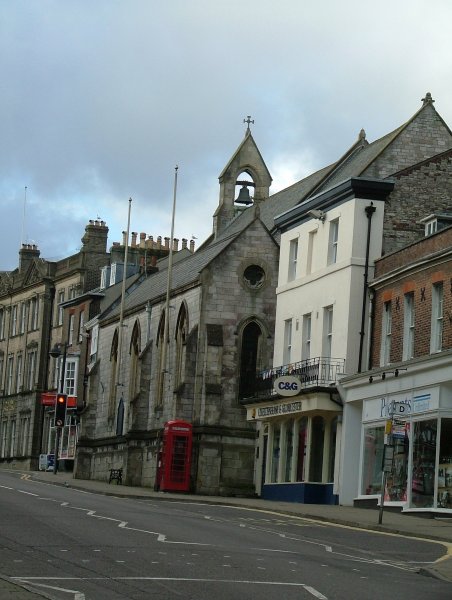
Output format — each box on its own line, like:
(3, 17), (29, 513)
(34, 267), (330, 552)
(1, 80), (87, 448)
(213, 120), (272, 238)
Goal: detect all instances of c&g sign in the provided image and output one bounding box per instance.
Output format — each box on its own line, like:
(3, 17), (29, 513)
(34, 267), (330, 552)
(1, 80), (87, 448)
(273, 375), (301, 397)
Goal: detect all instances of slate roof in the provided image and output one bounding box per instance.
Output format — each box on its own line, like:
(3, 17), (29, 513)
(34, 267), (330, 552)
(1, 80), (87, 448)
(100, 98), (452, 324)
(102, 220), (255, 322)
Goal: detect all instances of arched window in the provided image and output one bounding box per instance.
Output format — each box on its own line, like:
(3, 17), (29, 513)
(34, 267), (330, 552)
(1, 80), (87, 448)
(109, 329), (119, 419)
(116, 397), (124, 436)
(239, 320), (262, 398)
(234, 170), (255, 208)
(175, 303), (188, 389)
(156, 311), (166, 407)
(129, 320), (141, 401)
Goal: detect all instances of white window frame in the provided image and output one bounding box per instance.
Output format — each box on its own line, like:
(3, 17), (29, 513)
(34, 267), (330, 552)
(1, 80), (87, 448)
(64, 358), (78, 396)
(402, 293), (415, 360)
(0, 355), (4, 393)
(15, 354), (23, 393)
(0, 308), (4, 339)
(68, 314), (75, 346)
(90, 324), (99, 360)
(26, 350), (37, 391)
(19, 302), (26, 334)
(288, 238), (298, 282)
(57, 290), (65, 326)
(323, 306), (333, 358)
(7, 355), (14, 395)
(283, 319), (293, 365)
(380, 301), (392, 366)
(302, 313), (312, 361)
(78, 310), (85, 343)
(431, 282), (443, 353)
(11, 305), (18, 336)
(327, 219), (339, 265)
(307, 230), (316, 274)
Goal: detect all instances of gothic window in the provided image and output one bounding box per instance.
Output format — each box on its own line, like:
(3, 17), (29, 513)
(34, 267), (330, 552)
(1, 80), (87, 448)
(239, 320), (263, 399)
(109, 329), (119, 418)
(156, 311), (166, 407)
(175, 303), (188, 389)
(129, 320), (141, 401)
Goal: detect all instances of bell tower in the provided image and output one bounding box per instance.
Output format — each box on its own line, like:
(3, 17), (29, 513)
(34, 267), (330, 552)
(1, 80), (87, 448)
(213, 117), (272, 238)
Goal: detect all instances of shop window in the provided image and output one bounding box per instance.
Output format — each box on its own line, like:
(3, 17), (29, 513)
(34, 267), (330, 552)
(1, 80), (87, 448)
(411, 419), (437, 508)
(362, 426), (384, 495)
(385, 436), (408, 502)
(296, 417), (308, 481)
(309, 416), (325, 482)
(437, 419), (452, 509)
(284, 420), (294, 482)
(271, 424), (280, 483)
(328, 417), (338, 482)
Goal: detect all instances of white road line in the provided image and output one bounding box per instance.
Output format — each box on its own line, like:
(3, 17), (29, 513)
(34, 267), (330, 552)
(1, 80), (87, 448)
(16, 580), (85, 599)
(17, 490), (39, 496)
(14, 576), (327, 597)
(0, 485), (14, 490)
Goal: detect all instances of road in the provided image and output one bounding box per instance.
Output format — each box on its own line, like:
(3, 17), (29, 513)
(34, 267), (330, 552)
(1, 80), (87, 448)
(0, 470), (450, 599)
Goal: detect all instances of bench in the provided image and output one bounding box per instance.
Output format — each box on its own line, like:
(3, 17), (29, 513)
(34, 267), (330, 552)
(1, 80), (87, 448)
(109, 468), (123, 484)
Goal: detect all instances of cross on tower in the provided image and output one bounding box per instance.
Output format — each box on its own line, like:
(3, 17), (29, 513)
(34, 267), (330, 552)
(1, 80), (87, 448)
(243, 115), (254, 131)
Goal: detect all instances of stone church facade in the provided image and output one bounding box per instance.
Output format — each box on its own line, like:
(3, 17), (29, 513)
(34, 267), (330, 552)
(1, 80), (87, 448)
(75, 130), (280, 495)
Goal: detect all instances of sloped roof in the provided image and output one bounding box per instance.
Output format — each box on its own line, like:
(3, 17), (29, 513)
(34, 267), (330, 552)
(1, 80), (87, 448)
(102, 213), (259, 322)
(101, 97), (452, 324)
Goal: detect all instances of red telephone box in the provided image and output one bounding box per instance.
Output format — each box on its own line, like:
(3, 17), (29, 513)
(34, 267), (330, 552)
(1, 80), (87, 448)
(160, 420), (193, 492)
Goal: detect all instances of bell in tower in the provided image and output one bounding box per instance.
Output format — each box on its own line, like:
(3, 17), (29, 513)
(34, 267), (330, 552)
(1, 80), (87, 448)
(235, 181), (254, 206)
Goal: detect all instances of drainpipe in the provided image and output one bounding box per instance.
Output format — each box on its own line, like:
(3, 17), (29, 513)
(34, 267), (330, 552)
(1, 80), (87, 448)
(358, 202), (376, 373)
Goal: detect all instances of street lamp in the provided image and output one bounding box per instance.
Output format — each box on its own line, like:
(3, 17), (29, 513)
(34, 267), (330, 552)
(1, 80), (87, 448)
(49, 342), (67, 474)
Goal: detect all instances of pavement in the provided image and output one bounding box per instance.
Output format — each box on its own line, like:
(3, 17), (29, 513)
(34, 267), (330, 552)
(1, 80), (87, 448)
(2, 469), (452, 598)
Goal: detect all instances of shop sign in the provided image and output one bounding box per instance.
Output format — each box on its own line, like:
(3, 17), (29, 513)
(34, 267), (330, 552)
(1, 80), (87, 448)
(412, 393), (431, 413)
(273, 375), (301, 397)
(255, 400), (303, 419)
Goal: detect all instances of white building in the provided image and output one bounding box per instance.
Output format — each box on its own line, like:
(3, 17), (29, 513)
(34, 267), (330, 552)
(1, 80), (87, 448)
(243, 177), (393, 503)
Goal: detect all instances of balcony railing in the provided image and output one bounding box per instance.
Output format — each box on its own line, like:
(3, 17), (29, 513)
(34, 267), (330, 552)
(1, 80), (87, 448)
(240, 357), (346, 401)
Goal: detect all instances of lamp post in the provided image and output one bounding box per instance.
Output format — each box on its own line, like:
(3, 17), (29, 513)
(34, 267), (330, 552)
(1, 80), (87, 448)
(49, 342), (67, 474)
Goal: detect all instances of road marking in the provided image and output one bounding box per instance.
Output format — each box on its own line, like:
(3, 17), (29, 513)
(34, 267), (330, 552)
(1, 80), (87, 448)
(17, 490), (39, 496)
(14, 577), (327, 597)
(20, 474), (31, 480)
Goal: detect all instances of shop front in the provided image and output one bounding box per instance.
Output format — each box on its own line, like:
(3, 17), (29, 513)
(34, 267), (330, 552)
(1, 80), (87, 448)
(246, 390), (342, 504)
(358, 388), (452, 512)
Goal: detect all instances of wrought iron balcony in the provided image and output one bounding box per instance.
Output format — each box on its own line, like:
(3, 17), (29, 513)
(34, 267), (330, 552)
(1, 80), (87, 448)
(240, 357), (346, 401)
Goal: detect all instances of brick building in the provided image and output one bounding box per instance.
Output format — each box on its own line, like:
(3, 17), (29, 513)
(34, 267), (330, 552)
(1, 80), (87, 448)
(339, 217), (452, 512)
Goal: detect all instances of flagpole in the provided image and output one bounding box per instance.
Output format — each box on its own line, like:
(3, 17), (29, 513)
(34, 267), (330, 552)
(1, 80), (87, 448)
(116, 197), (132, 433)
(160, 166), (178, 405)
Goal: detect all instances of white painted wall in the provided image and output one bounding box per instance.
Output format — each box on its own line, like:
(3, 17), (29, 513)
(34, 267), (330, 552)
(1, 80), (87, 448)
(274, 197), (385, 372)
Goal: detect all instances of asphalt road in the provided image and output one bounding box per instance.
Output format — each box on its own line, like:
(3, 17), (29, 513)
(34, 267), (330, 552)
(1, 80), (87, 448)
(0, 470), (451, 600)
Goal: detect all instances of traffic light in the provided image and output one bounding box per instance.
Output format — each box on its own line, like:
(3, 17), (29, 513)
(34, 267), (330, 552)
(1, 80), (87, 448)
(54, 394), (67, 427)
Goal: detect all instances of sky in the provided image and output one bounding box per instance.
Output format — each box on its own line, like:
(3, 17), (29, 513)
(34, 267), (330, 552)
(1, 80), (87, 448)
(1, 0), (452, 271)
